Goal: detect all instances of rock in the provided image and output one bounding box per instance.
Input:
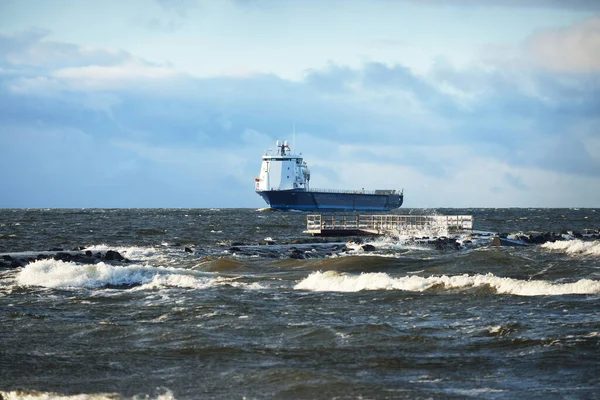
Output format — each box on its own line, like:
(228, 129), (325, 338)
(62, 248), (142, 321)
(289, 249), (305, 259)
(492, 237), (528, 247)
(184, 247), (193, 253)
(104, 250), (124, 261)
(361, 244), (376, 252)
(530, 234), (546, 244)
(11, 259), (26, 268)
(54, 252), (72, 262)
(518, 235), (531, 243)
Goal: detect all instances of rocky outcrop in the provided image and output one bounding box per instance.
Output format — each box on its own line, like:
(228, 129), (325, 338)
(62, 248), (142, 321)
(0, 249), (129, 270)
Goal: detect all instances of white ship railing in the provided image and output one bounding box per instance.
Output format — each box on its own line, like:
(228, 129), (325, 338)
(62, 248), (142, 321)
(306, 214), (473, 236)
(306, 188), (399, 195)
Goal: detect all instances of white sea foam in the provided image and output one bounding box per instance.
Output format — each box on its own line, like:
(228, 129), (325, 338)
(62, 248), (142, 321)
(294, 271), (600, 296)
(0, 389), (176, 400)
(14, 259), (228, 290)
(83, 244), (161, 261)
(541, 240), (600, 256)
(0, 391), (120, 400)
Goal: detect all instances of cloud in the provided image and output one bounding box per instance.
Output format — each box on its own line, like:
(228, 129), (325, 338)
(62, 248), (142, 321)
(304, 64), (358, 94)
(1, 24), (599, 207)
(527, 17), (600, 73)
(155, 0), (199, 17)
(52, 63), (184, 90)
(145, 0), (200, 32)
(0, 30), (132, 68)
(0, 30), (185, 97)
(399, 0), (600, 11)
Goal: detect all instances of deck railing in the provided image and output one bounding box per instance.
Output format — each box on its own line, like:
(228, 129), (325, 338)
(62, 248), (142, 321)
(306, 214), (473, 235)
(305, 188), (399, 195)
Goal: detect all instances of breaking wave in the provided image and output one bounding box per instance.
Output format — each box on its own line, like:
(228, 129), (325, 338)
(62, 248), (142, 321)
(14, 259), (261, 290)
(541, 239), (600, 256)
(83, 244), (164, 261)
(0, 388), (175, 400)
(294, 271), (600, 296)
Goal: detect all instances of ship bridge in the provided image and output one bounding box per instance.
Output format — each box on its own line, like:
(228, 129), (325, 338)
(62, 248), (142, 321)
(255, 140), (310, 192)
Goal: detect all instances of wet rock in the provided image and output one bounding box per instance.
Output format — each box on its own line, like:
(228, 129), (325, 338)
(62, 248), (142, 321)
(361, 244), (376, 252)
(72, 254), (97, 264)
(492, 237), (528, 247)
(530, 234), (546, 244)
(104, 250), (125, 261)
(11, 259), (26, 268)
(289, 248), (305, 259)
(184, 247), (193, 253)
(518, 235), (531, 243)
(54, 252), (73, 262)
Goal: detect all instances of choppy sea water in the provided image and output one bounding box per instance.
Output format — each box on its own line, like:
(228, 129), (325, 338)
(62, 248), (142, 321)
(1, 208), (599, 400)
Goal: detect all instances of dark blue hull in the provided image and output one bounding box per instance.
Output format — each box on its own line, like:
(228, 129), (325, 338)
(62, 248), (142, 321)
(257, 190), (403, 211)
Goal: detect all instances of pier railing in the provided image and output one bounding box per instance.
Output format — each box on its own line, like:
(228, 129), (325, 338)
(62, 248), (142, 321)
(306, 214), (473, 236)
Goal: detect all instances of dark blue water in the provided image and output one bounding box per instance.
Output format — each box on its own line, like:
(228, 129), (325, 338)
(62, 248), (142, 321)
(1, 208), (599, 399)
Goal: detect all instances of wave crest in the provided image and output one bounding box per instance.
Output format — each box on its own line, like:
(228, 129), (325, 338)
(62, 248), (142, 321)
(294, 271), (600, 296)
(541, 240), (600, 256)
(14, 259), (228, 290)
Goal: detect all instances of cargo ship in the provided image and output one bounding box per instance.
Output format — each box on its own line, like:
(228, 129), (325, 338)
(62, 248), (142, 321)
(254, 140), (403, 211)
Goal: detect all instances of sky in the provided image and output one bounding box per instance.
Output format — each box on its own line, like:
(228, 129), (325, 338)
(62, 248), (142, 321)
(0, 0), (599, 208)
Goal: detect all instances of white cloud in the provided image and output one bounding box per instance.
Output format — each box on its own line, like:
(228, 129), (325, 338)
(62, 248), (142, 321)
(0, 30), (132, 68)
(1, 6), (599, 207)
(52, 62), (183, 90)
(527, 16), (600, 73)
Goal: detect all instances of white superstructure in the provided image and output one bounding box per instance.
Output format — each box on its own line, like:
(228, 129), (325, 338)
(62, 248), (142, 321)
(255, 141), (310, 192)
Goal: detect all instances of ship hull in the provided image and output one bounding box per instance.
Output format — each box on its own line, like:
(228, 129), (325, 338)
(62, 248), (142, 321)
(257, 190), (403, 211)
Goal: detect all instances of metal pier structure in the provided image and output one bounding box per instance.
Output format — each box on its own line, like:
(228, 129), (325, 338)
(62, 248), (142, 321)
(306, 214), (473, 237)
